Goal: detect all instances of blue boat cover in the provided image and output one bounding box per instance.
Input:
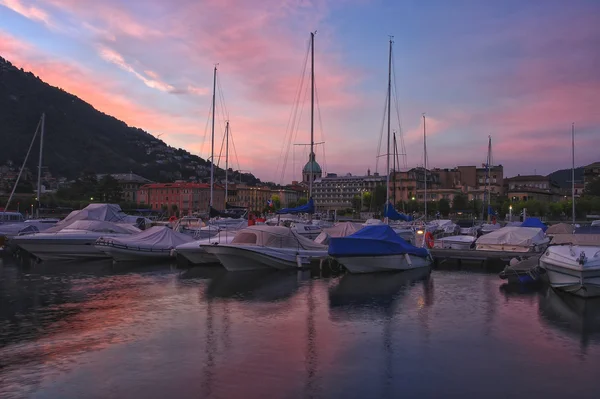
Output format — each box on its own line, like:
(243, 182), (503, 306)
(276, 197), (315, 215)
(328, 224), (429, 258)
(384, 202), (413, 221)
(520, 217), (547, 231)
(487, 205), (496, 216)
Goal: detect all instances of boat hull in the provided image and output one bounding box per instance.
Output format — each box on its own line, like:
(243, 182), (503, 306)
(540, 245), (600, 298)
(95, 245), (174, 262)
(335, 253), (432, 274)
(175, 246), (219, 264)
(202, 245), (327, 272)
(16, 239), (109, 261)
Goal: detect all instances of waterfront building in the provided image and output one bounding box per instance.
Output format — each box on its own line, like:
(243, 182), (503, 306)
(97, 173), (152, 203)
(505, 175), (562, 202)
(137, 182), (225, 215)
(312, 172), (386, 211)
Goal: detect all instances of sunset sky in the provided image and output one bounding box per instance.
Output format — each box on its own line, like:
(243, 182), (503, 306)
(1, 0), (598, 183)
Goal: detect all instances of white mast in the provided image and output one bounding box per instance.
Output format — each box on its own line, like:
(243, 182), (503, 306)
(385, 37), (393, 211)
(484, 135), (492, 222)
(210, 65), (217, 210)
(225, 120), (229, 208)
(423, 113), (427, 222)
(36, 112), (45, 218)
(572, 123), (576, 229)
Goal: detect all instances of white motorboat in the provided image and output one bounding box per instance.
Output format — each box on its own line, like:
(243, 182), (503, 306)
(480, 223), (502, 235)
(427, 219), (458, 235)
(12, 220), (141, 261)
(433, 235), (477, 250)
(475, 226), (549, 253)
(455, 219), (480, 236)
(201, 225), (328, 272)
(290, 222), (322, 240)
(314, 222), (363, 245)
(328, 225), (432, 274)
(540, 234), (600, 298)
(95, 226), (194, 262)
(175, 230), (238, 264)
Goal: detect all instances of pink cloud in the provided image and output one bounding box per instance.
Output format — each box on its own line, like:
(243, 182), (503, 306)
(0, 0), (51, 26)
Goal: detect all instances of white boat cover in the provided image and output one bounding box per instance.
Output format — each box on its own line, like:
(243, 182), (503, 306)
(46, 204), (142, 232)
(230, 226), (327, 250)
(476, 226), (547, 248)
(98, 226), (193, 249)
(546, 223), (575, 235)
(550, 234), (600, 246)
(0, 223), (41, 236)
(60, 220), (141, 234)
(314, 222), (363, 245)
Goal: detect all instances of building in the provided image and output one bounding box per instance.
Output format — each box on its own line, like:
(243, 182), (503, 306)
(137, 182), (225, 215)
(97, 173), (152, 203)
(505, 175), (562, 202)
(389, 164), (504, 205)
(226, 184), (305, 212)
(311, 172), (387, 211)
(584, 161), (600, 190)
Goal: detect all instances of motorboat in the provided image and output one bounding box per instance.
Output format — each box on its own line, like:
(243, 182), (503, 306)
(0, 219), (59, 254)
(0, 211), (25, 225)
(290, 222), (322, 240)
(427, 219), (458, 236)
(175, 230), (238, 265)
(475, 226), (549, 253)
(314, 222), (363, 245)
(433, 235), (476, 250)
(95, 226), (194, 262)
(201, 225), (328, 272)
(540, 234), (600, 298)
(12, 220), (141, 261)
(480, 223), (502, 235)
(499, 256), (544, 285)
(547, 223), (575, 238)
(455, 219), (480, 236)
(328, 224), (432, 274)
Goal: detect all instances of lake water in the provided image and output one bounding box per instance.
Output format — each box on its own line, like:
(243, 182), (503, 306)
(2, 258), (600, 399)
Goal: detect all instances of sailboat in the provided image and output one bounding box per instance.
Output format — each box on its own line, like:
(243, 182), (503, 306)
(328, 38), (433, 274)
(541, 124), (600, 298)
(201, 32), (328, 271)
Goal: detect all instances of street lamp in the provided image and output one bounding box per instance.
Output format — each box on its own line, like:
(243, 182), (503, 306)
(509, 205), (513, 222)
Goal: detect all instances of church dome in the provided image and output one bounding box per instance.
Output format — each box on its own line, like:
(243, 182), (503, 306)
(302, 152), (322, 174)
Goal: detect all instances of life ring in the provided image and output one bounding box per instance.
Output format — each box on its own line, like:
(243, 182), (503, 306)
(424, 232), (435, 249)
(169, 216), (178, 223)
(492, 216), (497, 225)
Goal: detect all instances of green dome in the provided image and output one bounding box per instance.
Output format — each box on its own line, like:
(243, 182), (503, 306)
(302, 152), (322, 174)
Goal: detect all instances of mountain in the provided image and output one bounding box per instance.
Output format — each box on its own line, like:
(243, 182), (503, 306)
(0, 56), (260, 184)
(548, 167), (584, 188)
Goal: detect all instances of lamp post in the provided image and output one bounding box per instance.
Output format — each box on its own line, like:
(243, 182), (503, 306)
(509, 205), (513, 222)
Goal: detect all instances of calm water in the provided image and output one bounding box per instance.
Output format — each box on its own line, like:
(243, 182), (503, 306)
(2, 258), (600, 399)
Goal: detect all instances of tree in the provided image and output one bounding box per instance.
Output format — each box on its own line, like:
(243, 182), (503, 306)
(362, 191), (372, 210)
(271, 195), (281, 209)
(371, 185), (387, 211)
(98, 175), (123, 202)
(298, 197), (308, 206)
(351, 195), (361, 213)
(452, 193), (468, 211)
(438, 198), (450, 216)
(171, 204), (179, 217)
(585, 177), (600, 197)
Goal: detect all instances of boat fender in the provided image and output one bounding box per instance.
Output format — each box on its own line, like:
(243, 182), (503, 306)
(424, 232), (435, 249)
(492, 216), (497, 225)
(169, 216), (178, 223)
(509, 258), (519, 267)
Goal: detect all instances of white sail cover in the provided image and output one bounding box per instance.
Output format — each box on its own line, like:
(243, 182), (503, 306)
(61, 220), (141, 234)
(231, 226), (327, 250)
(476, 226), (548, 250)
(315, 222), (363, 245)
(98, 226), (193, 250)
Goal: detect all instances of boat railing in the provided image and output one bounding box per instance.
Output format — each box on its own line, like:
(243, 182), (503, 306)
(95, 240), (172, 253)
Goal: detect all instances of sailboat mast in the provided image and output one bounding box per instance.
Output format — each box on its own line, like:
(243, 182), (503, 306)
(210, 65), (217, 210)
(392, 131), (397, 206)
(309, 32), (315, 199)
(485, 135), (491, 223)
(36, 112), (45, 218)
(572, 123), (575, 228)
(423, 113), (427, 222)
(225, 120), (229, 208)
(385, 37), (392, 208)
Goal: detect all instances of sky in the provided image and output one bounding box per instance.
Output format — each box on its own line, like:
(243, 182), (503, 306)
(0, 0), (598, 183)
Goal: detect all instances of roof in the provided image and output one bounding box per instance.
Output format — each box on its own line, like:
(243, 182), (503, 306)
(140, 182), (211, 189)
(505, 174), (551, 182)
(302, 152), (322, 174)
(97, 173), (152, 183)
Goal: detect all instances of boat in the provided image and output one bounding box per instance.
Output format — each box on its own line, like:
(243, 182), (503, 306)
(328, 224), (432, 274)
(314, 222), (364, 245)
(433, 235), (476, 250)
(12, 220), (141, 261)
(475, 226), (549, 253)
(0, 211), (25, 225)
(95, 226), (194, 262)
(455, 219), (480, 236)
(175, 230), (238, 265)
(480, 222), (502, 235)
(547, 223), (575, 237)
(201, 225), (328, 271)
(540, 233), (600, 298)
(499, 256), (544, 285)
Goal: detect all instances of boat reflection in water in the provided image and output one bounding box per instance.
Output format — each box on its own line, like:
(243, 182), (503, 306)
(328, 267), (432, 320)
(539, 287), (600, 351)
(204, 270), (300, 303)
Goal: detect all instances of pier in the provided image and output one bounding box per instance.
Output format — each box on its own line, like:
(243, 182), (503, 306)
(430, 248), (539, 266)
